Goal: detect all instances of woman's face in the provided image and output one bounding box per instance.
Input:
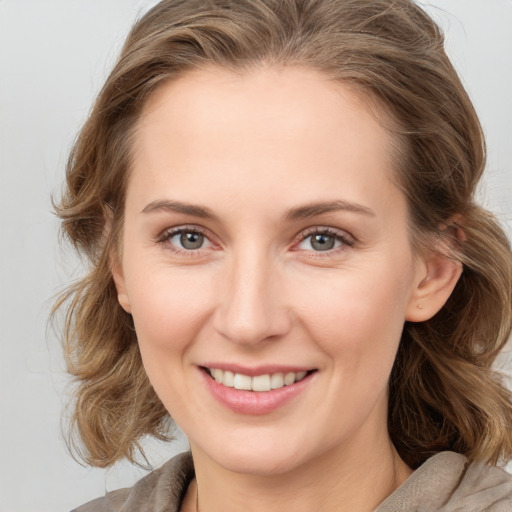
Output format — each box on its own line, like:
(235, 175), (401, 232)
(115, 66), (426, 475)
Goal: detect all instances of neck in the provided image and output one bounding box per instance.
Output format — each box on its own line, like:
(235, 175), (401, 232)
(187, 428), (412, 512)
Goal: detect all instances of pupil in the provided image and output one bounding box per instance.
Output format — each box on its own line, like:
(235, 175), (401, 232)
(180, 232), (204, 250)
(311, 234), (334, 251)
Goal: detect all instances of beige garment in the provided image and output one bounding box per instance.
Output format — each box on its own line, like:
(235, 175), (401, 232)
(376, 452), (512, 512)
(73, 451), (512, 512)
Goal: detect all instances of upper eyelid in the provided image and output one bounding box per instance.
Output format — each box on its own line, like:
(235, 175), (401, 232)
(158, 224), (209, 240)
(294, 226), (355, 242)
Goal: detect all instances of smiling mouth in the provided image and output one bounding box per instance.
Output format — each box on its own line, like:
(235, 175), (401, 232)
(204, 367), (315, 392)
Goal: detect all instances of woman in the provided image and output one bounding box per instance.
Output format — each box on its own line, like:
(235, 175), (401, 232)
(56, 0), (512, 510)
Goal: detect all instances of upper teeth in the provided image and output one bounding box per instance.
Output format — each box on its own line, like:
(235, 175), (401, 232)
(208, 368), (308, 392)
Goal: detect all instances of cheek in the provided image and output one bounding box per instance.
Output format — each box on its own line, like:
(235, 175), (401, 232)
(292, 263), (413, 368)
(124, 267), (218, 413)
(125, 265), (215, 355)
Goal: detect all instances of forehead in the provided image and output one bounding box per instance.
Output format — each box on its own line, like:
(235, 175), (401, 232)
(129, 65), (404, 221)
(136, 65), (391, 154)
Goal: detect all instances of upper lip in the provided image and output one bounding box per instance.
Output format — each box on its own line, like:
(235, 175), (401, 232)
(200, 363), (315, 376)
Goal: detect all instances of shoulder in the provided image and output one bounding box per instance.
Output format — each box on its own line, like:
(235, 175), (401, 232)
(377, 452), (512, 512)
(71, 451), (195, 512)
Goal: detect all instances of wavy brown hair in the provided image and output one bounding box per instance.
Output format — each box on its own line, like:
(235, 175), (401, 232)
(55, 0), (512, 469)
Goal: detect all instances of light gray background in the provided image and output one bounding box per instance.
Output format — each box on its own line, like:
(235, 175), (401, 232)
(1, 1), (511, 511)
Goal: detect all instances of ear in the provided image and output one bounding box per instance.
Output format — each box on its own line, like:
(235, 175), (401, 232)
(111, 253), (132, 314)
(405, 244), (463, 323)
(104, 204), (132, 314)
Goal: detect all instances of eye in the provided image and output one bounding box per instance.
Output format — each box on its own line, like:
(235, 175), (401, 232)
(302, 233), (339, 251)
(158, 227), (213, 253)
(171, 230), (206, 250)
(296, 228), (354, 253)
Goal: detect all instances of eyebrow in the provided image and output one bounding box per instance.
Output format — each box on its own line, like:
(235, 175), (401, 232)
(141, 200), (218, 219)
(284, 200), (375, 221)
(141, 199), (375, 221)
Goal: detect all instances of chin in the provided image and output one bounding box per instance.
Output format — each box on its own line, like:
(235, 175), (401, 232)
(217, 450), (306, 477)
(191, 429), (319, 477)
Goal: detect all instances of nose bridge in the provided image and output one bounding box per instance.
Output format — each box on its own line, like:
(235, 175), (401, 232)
(214, 242), (290, 345)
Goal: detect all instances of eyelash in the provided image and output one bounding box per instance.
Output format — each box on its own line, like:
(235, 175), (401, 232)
(156, 226), (355, 257)
(293, 227), (355, 256)
(156, 226), (214, 257)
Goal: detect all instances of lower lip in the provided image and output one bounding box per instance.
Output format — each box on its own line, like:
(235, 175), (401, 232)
(200, 368), (315, 415)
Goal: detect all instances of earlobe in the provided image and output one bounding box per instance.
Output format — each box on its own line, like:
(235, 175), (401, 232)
(405, 251), (463, 322)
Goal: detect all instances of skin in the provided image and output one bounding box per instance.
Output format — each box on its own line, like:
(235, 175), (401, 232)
(113, 66), (462, 512)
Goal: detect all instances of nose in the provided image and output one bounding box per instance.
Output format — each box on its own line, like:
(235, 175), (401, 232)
(213, 247), (292, 346)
